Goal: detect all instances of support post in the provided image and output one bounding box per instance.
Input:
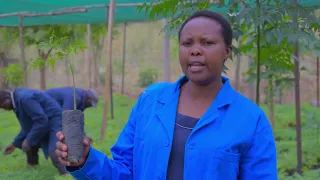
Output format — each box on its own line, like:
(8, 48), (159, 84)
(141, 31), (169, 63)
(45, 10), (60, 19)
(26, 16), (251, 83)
(19, 15), (28, 88)
(121, 22), (127, 95)
(101, 0), (116, 141)
(87, 24), (92, 88)
(293, 0), (302, 175)
(162, 19), (171, 82)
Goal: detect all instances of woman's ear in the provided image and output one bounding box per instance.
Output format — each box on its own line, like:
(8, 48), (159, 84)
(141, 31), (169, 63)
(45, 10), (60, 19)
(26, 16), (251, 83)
(225, 45), (232, 59)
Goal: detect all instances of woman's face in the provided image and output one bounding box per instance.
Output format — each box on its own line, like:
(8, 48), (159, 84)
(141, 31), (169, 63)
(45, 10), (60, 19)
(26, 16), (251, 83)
(179, 17), (232, 85)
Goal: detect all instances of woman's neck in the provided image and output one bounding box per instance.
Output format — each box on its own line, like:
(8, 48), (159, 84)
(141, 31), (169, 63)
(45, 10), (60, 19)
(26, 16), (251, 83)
(184, 78), (223, 101)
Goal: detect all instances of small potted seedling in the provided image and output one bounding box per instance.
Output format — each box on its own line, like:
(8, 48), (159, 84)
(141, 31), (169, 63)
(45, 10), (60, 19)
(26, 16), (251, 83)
(30, 31), (87, 163)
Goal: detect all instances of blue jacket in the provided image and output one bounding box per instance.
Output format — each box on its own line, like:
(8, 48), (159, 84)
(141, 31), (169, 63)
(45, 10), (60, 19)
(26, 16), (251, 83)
(44, 87), (87, 111)
(67, 76), (278, 180)
(12, 88), (63, 159)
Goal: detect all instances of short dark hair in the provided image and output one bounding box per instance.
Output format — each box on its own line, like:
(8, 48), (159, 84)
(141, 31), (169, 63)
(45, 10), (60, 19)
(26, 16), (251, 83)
(0, 90), (10, 103)
(178, 10), (233, 47)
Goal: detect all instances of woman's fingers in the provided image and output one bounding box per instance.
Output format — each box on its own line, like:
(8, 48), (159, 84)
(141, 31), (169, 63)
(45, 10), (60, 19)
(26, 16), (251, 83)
(56, 131), (65, 141)
(58, 157), (71, 166)
(56, 141), (68, 151)
(83, 137), (91, 146)
(55, 147), (68, 158)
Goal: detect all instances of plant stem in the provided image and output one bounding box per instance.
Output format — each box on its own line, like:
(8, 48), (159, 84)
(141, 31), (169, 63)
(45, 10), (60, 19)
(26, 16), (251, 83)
(67, 57), (76, 110)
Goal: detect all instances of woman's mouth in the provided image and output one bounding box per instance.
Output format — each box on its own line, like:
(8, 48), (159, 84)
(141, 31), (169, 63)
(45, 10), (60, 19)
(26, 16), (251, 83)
(188, 62), (206, 73)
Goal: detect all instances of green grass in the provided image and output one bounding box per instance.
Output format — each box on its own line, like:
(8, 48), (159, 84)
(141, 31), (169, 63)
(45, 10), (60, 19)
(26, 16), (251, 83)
(0, 94), (319, 179)
(0, 94), (136, 180)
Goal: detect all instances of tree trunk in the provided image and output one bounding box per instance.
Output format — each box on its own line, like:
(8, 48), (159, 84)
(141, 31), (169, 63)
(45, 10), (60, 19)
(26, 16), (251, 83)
(235, 53), (241, 91)
(93, 35), (105, 88)
(278, 87), (283, 105)
(248, 57), (255, 101)
(0, 54), (4, 89)
(87, 24), (92, 88)
(317, 56), (319, 107)
(19, 15), (28, 88)
(268, 74), (275, 131)
(121, 23), (127, 94)
(294, 42), (302, 175)
(40, 66), (46, 90)
(255, 0), (261, 105)
(162, 19), (171, 82)
(93, 51), (98, 88)
(39, 52), (46, 90)
(292, 0), (302, 175)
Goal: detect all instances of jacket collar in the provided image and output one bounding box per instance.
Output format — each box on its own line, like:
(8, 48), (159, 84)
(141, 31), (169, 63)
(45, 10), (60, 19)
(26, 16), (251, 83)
(10, 92), (16, 109)
(157, 75), (237, 108)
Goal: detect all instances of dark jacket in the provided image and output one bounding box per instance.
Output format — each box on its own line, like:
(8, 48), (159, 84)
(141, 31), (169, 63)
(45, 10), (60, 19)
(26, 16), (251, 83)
(44, 87), (87, 111)
(12, 88), (63, 159)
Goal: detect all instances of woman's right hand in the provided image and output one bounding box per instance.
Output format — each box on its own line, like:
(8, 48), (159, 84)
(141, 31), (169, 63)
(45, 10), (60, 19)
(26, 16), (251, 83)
(55, 131), (91, 167)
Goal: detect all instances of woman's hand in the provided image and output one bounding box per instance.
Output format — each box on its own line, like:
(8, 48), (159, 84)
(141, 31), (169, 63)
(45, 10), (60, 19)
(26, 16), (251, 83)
(55, 131), (91, 167)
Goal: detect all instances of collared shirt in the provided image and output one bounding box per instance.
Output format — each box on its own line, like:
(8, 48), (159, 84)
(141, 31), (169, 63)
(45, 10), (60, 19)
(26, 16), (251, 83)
(10, 91), (16, 109)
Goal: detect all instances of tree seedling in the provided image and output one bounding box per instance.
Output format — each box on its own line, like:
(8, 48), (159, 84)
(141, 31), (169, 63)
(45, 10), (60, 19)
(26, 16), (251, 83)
(30, 31), (87, 163)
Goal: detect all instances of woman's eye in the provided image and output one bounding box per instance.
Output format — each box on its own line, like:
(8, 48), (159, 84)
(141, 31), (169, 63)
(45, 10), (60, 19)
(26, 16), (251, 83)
(182, 42), (192, 46)
(203, 41), (214, 46)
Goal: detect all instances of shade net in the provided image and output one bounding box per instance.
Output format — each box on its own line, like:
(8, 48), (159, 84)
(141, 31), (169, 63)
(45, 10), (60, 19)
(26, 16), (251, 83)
(0, 0), (318, 26)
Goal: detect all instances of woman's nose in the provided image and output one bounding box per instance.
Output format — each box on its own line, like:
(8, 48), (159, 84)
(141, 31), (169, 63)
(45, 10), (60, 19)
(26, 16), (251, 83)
(190, 47), (202, 56)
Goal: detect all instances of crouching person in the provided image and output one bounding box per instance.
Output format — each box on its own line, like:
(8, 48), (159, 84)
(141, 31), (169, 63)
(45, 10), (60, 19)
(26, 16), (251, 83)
(44, 87), (99, 112)
(0, 88), (67, 175)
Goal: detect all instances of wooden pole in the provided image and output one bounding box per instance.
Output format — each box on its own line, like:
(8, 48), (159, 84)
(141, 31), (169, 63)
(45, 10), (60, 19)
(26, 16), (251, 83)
(101, 0), (116, 141)
(162, 19), (171, 82)
(255, 0), (261, 105)
(0, 1), (221, 18)
(294, 41), (302, 175)
(108, 15), (114, 120)
(121, 22), (127, 95)
(248, 56), (255, 101)
(292, 0), (302, 174)
(0, 1), (221, 19)
(0, 9), (87, 18)
(87, 24), (92, 88)
(234, 53), (241, 91)
(19, 15), (28, 88)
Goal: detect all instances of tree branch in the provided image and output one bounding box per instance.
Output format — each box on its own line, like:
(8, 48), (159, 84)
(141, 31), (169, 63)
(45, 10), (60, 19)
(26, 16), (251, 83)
(45, 48), (53, 59)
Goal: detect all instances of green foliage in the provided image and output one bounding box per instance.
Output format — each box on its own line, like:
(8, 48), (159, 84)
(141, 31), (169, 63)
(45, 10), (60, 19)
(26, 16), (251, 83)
(29, 31), (87, 110)
(0, 27), (19, 52)
(91, 24), (107, 46)
(138, 67), (159, 87)
(1, 97), (320, 179)
(24, 25), (85, 48)
(138, 0), (212, 36)
(29, 32), (87, 71)
(0, 63), (24, 87)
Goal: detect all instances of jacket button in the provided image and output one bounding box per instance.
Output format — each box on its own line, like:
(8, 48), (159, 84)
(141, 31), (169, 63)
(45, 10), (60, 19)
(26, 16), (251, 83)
(189, 143), (196, 149)
(164, 141), (169, 147)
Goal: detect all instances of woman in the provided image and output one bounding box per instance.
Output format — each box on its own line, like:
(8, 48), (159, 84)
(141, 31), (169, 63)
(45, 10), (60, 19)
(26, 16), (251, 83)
(55, 10), (278, 180)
